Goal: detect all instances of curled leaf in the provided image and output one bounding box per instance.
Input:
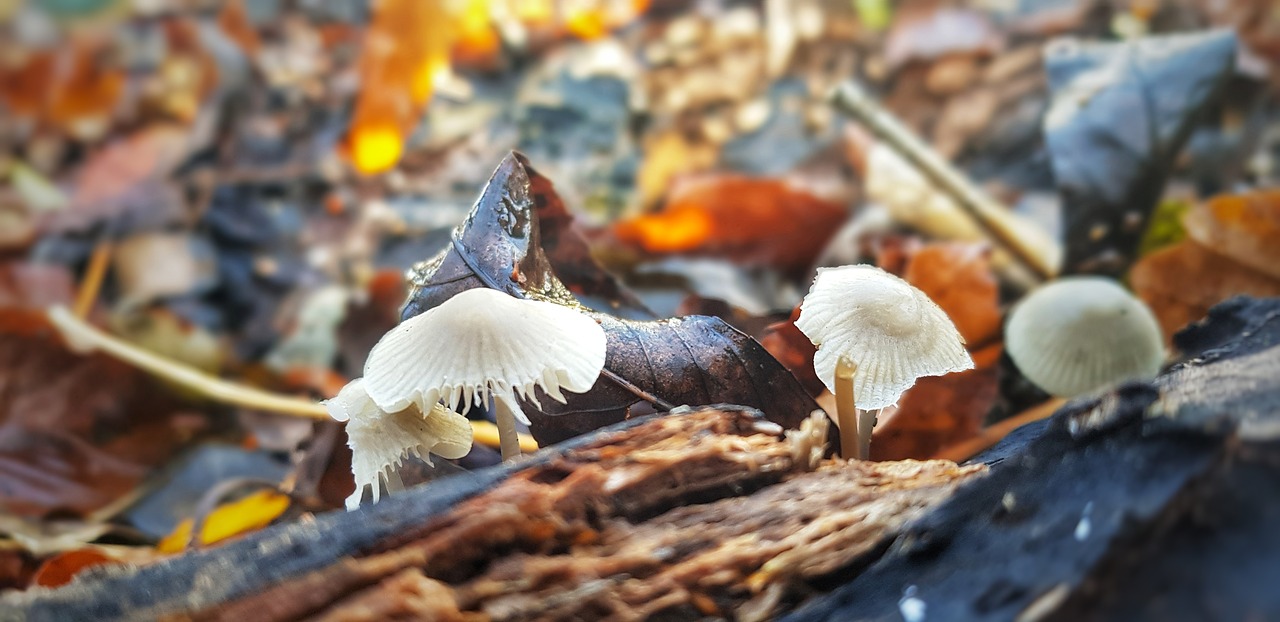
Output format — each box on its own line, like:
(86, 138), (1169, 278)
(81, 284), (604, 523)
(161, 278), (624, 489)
(403, 153), (829, 447)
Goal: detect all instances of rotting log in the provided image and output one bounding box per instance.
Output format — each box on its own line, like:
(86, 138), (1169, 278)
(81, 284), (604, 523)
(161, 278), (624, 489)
(4, 297), (1280, 621)
(786, 296), (1280, 622)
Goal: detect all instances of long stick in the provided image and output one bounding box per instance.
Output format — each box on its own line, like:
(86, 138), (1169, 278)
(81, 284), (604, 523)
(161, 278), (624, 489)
(45, 306), (537, 452)
(830, 82), (1054, 282)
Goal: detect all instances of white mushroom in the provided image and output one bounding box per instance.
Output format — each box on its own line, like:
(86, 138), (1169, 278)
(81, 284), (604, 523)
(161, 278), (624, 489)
(325, 379), (473, 510)
(1005, 276), (1164, 398)
(362, 287), (607, 460)
(796, 265), (973, 460)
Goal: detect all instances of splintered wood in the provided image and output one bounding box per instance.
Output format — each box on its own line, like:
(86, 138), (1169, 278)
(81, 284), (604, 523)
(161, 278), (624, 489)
(188, 409), (984, 622)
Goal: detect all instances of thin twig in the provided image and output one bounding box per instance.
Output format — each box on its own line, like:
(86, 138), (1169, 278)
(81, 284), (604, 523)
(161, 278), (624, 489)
(830, 82), (1055, 282)
(44, 306), (536, 452)
(73, 240), (113, 318)
(935, 398), (1066, 463)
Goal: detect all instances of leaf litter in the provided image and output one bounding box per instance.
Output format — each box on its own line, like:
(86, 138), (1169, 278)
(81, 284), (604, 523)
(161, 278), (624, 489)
(0, 0), (1275, 614)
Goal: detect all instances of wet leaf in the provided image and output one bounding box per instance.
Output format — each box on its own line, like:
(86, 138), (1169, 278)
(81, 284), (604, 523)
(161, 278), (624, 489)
(0, 325), (207, 517)
(403, 153), (827, 447)
(611, 174), (848, 275)
(1044, 30), (1236, 277)
(0, 263), (208, 518)
(1183, 188), (1280, 280)
(156, 490), (290, 553)
(1130, 239), (1280, 341)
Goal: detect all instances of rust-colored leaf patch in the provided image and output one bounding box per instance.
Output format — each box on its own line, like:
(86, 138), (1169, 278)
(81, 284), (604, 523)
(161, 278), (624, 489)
(1131, 239), (1280, 343)
(612, 175), (848, 275)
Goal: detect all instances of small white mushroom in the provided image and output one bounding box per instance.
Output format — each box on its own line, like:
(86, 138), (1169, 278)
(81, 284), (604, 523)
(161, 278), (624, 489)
(1005, 276), (1164, 398)
(325, 379), (473, 510)
(362, 287), (607, 460)
(796, 265), (973, 460)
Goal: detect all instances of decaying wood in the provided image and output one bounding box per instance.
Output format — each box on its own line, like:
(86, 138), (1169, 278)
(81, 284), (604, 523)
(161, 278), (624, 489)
(174, 410), (983, 622)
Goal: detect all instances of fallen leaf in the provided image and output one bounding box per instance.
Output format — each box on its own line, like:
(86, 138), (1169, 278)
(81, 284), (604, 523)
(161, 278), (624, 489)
(218, 0), (261, 56)
(1130, 239), (1280, 341)
(760, 306), (823, 397)
(49, 124), (192, 234)
(403, 153), (829, 448)
(611, 174), (848, 275)
(44, 41), (126, 141)
(0, 549), (37, 591)
(31, 549), (116, 588)
(157, 490), (291, 553)
(347, 0), (453, 174)
(1044, 30), (1236, 277)
(901, 242), (1002, 346)
(1183, 188), (1280, 280)
(0, 263), (207, 517)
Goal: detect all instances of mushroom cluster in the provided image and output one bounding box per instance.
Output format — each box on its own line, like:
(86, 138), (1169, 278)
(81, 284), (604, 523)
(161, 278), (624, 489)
(796, 265), (973, 460)
(327, 287), (608, 508)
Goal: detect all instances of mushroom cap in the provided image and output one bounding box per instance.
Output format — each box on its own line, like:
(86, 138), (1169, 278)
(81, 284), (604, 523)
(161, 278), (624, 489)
(796, 265), (973, 410)
(1005, 276), (1164, 398)
(325, 378), (473, 509)
(362, 288), (607, 424)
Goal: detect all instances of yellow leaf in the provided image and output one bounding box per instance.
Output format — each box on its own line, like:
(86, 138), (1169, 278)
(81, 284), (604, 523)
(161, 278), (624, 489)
(157, 490), (290, 553)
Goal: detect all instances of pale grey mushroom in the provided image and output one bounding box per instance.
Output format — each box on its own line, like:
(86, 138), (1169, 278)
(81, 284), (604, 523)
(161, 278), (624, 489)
(362, 287), (607, 461)
(1005, 276), (1164, 398)
(796, 265), (973, 460)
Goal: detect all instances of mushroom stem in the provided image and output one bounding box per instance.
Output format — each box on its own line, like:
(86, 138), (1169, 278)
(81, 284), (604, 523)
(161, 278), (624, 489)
(493, 396), (523, 461)
(857, 408), (880, 461)
(834, 357), (859, 460)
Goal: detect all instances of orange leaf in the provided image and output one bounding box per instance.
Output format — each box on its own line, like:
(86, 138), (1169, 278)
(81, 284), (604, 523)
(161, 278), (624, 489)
(32, 549), (115, 588)
(348, 0), (453, 175)
(218, 0), (262, 55)
(45, 41), (125, 140)
(1131, 239), (1280, 343)
(157, 490), (291, 553)
(902, 242), (1002, 345)
(612, 175), (848, 274)
(1183, 188), (1280, 280)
